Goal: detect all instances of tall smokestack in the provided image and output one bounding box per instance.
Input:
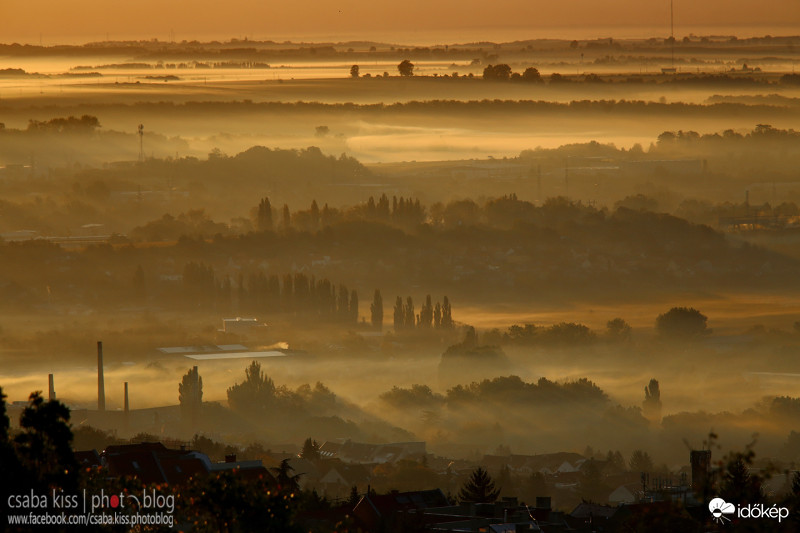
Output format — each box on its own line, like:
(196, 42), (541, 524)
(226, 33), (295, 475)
(48, 374), (56, 401)
(124, 382), (129, 413)
(97, 341), (105, 411)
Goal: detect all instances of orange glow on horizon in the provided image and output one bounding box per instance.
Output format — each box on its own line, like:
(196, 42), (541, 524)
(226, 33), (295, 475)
(0, 0), (798, 45)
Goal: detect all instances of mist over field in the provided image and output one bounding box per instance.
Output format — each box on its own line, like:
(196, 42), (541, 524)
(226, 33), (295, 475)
(4, 28), (800, 528)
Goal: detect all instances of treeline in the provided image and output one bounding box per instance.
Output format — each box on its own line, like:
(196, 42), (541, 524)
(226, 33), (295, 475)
(25, 115), (101, 133)
(241, 271), (358, 323)
(254, 194), (425, 233)
(40, 98), (789, 118)
(655, 123), (800, 147)
(481, 64), (542, 82)
(73, 60), (271, 70)
(380, 375), (609, 409)
(482, 322), (599, 346)
(182, 262), (362, 323)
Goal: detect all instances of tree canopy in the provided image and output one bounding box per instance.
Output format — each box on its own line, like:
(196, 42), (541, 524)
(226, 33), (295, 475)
(656, 307), (710, 338)
(458, 467), (501, 503)
(397, 59), (414, 77)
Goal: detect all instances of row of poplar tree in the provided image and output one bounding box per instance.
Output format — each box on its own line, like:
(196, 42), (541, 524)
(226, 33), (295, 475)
(393, 295), (454, 330)
(183, 262), (454, 330)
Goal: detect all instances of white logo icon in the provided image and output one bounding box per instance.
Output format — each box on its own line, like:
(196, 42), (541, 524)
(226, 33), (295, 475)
(709, 498), (736, 524)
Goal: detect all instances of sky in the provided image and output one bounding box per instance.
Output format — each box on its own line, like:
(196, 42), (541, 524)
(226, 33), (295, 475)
(1, 0), (799, 45)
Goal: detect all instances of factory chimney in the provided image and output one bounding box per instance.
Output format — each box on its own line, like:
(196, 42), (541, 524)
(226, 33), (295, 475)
(124, 382), (129, 413)
(48, 374), (56, 401)
(97, 341), (105, 411)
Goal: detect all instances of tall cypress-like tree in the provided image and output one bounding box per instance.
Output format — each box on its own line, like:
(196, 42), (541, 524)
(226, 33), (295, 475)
(300, 438), (321, 461)
(179, 366), (203, 426)
(458, 467), (501, 503)
(441, 296), (453, 329)
(338, 286), (350, 322)
(310, 200), (320, 230)
(404, 297), (415, 330)
(643, 378), (662, 420)
(349, 289), (358, 323)
(420, 295), (433, 328)
(371, 290), (383, 330)
(257, 197), (273, 231)
(282, 204), (291, 230)
(393, 297), (404, 331)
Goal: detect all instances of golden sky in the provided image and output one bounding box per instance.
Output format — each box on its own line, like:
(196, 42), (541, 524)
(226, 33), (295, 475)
(2, 0), (798, 44)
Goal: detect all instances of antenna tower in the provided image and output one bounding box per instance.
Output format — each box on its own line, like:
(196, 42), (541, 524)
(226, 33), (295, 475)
(670, 0), (675, 68)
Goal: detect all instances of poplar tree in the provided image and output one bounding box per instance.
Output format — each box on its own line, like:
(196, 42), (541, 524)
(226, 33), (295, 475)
(371, 290), (383, 330)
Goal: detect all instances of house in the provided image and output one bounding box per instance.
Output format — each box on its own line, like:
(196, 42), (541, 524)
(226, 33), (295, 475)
(608, 483), (638, 504)
(98, 442), (271, 485)
(221, 317), (267, 337)
(353, 489), (449, 532)
(569, 501), (619, 523)
(319, 439), (426, 464)
(316, 463), (371, 499)
(74, 450), (102, 468)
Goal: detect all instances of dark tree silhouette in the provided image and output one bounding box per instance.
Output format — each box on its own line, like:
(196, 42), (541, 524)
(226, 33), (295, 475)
(606, 317), (631, 341)
(0, 387), (8, 443)
(483, 64), (512, 81)
(282, 204), (291, 230)
(397, 59), (414, 77)
(310, 199), (320, 231)
(720, 450), (764, 505)
(350, 64), (360, 78)
(441, 296), (453, 329)
(0, 388), (22, 502)
(458, 467), (501, 503)
(579, 459), (609, 502)
(300, 437), (320, 461)
(404, 297), (415, 329)
(272, 458), (303, 491)
(522, 67), (542, 82)
(179, 366), (203, 426)
(642, 378), (662, 420)
(227, 361), (277, 413)
(393, 296), (404, 331)
(656, 307), (710, 338)
(629, 450), (654, 473)
(370, 289), (383, 330)
(348, 485), (360, 507)
(14, 391), (78, 490)
(257, 197), (273, 231)
(419, 295), (433, 328)
(606, 450), (625, 470)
